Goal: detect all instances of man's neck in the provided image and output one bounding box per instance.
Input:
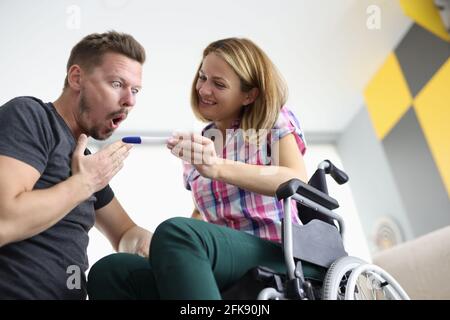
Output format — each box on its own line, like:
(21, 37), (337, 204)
(53, 90), (81, 139)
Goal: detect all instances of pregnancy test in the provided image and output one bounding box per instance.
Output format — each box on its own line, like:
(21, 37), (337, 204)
(122, 136), (170, 145)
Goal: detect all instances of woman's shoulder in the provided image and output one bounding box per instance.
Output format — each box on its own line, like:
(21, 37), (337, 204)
(271, 105), (307, 154)
(273, 105), (303, 130)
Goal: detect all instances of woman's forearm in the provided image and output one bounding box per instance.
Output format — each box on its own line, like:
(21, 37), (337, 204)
(216, 159), (307, 196)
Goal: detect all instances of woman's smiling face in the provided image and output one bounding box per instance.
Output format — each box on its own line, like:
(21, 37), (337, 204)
(195, 53), (249, 128)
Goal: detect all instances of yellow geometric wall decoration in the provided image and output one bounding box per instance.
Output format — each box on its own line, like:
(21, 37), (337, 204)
(362, 19), (450, 242)
(364, 53), (413, 140)
(414, 58), (450, 197)
(399, 0), (450, 42)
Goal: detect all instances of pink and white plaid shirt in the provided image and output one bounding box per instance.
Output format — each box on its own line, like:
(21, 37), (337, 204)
(183, 106), (307, 243)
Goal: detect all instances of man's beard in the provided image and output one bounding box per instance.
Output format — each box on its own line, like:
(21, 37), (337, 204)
(78, 95), (113, 140)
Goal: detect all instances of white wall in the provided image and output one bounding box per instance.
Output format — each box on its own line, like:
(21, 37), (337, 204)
(87, 142), (371, 270)
(0, 0), (411, 134)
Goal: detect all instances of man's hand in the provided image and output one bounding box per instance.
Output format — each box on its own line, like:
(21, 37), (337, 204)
(71, 134), (132, 197)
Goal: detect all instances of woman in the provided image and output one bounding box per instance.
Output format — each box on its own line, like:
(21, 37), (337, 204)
(88, 38), (310, 299)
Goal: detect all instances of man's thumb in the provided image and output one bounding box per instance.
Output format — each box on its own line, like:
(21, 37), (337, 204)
(73, 134), (88, 158)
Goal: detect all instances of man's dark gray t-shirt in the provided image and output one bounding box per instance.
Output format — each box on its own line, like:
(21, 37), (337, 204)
(0, 96), (114, 299)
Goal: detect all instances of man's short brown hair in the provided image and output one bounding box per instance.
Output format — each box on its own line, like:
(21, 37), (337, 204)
(63, 30), (146, 88)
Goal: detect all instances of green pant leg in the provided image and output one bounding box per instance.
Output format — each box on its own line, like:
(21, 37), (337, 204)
(87, 252), (158, 300)
(150, 217), (286, 300)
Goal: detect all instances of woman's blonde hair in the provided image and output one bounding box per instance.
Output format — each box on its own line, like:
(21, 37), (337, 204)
(191, 38), (288, 133)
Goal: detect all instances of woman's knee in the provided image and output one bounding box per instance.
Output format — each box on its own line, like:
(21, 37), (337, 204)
(150, 217), (206, 259)
(87, 253), (152, 299)
(87, 253), (126, 298)
(88, 253), (137, 286)
(89, 253), (123, 279)
(152, 217), (194, 244)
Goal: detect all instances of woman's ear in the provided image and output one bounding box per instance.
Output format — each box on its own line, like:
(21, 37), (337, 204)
(243, 87), (259, 106)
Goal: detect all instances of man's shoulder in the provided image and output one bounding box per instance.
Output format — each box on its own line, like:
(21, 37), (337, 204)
(0, 96), (53, 122)
(2, 96), (48, 112)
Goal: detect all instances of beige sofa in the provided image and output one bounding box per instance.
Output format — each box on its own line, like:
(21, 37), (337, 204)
(372, 226), (450, 299)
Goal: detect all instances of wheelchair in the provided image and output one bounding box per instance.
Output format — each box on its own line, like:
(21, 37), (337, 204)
(221, 160), (410, 300)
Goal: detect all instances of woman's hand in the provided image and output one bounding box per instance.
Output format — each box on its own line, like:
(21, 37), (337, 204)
(167, 132), (221, 179)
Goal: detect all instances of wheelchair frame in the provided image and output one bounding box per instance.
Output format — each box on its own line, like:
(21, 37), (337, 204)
(222, 160), (410, 300)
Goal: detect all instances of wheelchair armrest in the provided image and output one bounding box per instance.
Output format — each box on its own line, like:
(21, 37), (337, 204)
(276, 178), (339, 210)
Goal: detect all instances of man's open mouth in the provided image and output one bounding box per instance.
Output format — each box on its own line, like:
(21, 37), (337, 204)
(110, 113), (127, 129)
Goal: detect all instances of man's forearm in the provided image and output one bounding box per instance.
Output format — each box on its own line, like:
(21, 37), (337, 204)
(0, 175), (90, 247)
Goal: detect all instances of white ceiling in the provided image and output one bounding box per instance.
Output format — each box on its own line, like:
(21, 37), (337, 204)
(0, 0), (412, 139)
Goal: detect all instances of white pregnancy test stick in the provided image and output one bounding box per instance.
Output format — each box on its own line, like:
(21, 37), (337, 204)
(122, 136), (170, 145)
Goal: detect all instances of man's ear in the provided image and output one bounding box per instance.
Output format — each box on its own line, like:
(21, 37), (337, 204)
(67, 65), (82, 91)
(243, 87), (259, 106)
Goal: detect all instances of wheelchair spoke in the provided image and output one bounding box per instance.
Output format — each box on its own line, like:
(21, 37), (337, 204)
(352, 271), (396, 300)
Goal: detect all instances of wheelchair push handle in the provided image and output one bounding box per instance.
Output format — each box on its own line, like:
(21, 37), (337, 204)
(322, 160), (349, 185)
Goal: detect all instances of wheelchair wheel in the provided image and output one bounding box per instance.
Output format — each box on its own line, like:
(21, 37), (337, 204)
(343, 263), (410, 300)
(322, 256), (364, 300)
(322, 256), (410, 300)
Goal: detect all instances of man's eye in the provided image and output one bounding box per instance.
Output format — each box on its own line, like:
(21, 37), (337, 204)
(112, 81), (122, 88)
(132, 88), (140, 95)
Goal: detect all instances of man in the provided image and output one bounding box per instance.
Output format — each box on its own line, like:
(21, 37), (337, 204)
(0, 31), (152, 299)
